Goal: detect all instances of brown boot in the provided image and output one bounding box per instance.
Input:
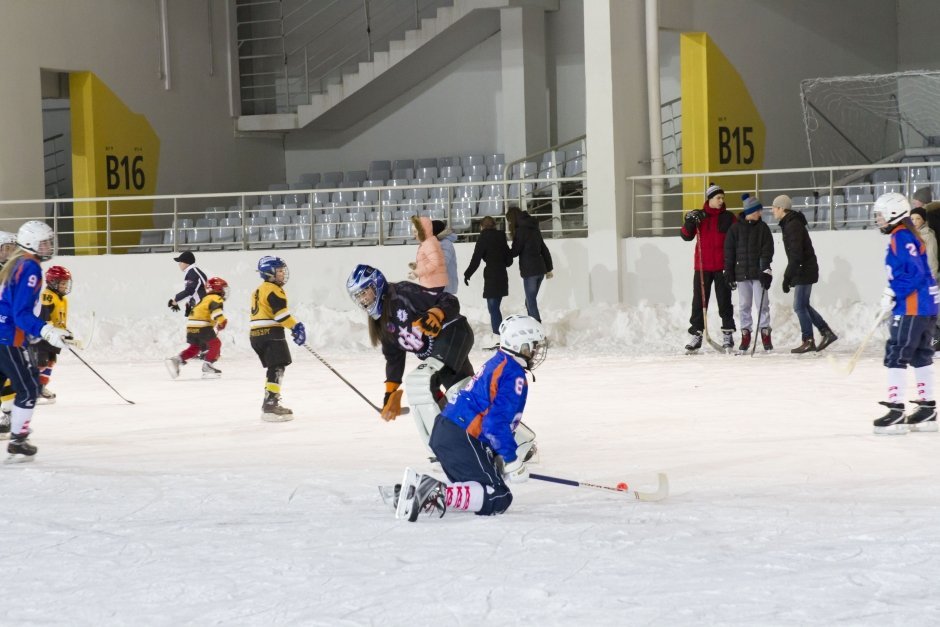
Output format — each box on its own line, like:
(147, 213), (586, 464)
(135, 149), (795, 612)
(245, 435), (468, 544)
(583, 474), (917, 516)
(791, 338), (816, 354)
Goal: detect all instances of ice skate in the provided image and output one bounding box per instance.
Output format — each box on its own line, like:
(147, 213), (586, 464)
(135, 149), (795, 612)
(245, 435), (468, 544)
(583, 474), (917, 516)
(201, 361), (222, 379)
(378, 484), (402, 509)
(873, 401), (908, 435)
(907, 400), (938, 432)
(760, 327), (773, 352)
(816, 329), (838, 352)
(721, 330), (734, 354)
(261, 393), (293, 422)
(684, 332), (703, 354)
(36, 386), (56, 405)
(0, 410), (10, 440)
(791, 338), (816, 354)
(5, 436), (37, 463)
(164, 355), (183, 379)
(737, 329), (751, 354)
(395, 467), (447, 522)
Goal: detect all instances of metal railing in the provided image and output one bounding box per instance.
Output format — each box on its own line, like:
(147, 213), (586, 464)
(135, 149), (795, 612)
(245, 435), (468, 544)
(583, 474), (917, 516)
(629, 161), (940, 236)
(236, 0), (451, 115)
(0, 174), (586, 256)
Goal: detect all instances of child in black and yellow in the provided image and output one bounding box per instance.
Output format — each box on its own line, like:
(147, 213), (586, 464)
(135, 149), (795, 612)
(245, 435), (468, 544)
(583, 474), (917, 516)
(164, 277), (229, 380)
(250, 256), (306, 422)
(0, 230), (16, 434)
(35, 265), (72, 404)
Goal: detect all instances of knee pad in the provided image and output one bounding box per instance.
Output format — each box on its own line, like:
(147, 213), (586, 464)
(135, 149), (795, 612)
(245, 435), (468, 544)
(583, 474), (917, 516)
(405, 358), (444, 448)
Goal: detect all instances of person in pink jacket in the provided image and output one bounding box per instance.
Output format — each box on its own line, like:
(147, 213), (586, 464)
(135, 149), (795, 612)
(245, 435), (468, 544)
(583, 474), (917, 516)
(408, 215), (448, 290)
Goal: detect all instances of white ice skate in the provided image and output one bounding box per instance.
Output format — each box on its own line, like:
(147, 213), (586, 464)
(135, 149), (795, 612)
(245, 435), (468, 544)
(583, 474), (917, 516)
(395, 467), (447, 522)
(164, 355), (182, 380)
(36, 387), (56, 405)
(201, 361), (221, 380)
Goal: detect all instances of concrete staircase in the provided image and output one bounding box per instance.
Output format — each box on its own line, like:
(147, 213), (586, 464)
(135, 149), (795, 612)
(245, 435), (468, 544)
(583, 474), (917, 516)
(236, 1), (554, 133)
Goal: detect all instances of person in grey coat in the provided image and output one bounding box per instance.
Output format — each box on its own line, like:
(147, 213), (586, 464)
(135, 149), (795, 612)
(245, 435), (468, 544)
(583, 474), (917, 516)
(432, 220), (458, 295)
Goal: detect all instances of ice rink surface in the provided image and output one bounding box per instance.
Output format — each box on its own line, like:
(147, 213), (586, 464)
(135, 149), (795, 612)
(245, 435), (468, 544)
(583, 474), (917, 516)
(4, 337), (940, 626)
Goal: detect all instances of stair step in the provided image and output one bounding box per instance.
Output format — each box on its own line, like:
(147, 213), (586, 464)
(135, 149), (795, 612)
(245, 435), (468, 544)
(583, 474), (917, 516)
(371, 51), (389, 73)
(327, 82), (344, 105)
(388, 40), (408, 64)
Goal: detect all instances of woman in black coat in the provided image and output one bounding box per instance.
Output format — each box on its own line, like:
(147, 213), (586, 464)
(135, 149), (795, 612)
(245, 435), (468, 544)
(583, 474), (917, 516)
(464, 216), (512, 337)
(507, 206), (553, 322)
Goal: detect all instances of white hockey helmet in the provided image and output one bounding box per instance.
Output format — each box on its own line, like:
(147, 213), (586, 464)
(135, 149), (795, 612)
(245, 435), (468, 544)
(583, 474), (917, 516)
(17, 221), (55, 261)
(873, 192), (910, 234)
(0, 231), (15, 262)
(499, 314), (547, 370)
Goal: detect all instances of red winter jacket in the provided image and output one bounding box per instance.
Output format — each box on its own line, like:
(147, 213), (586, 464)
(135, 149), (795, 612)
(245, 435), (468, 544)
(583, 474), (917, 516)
(680, 202), (736, 271)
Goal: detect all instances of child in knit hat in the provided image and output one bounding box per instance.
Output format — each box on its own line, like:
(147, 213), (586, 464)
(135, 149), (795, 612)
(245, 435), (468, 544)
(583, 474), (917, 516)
(722, 194), (775, 352)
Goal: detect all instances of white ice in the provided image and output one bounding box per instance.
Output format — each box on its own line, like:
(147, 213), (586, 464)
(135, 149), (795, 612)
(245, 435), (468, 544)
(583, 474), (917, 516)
(5, 316), (940, 626)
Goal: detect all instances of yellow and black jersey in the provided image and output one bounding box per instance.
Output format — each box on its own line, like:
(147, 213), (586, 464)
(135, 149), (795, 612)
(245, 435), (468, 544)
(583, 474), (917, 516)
(40, 288), (68, 329)
(250, 282), (298, 332)
(187, 293), (226, 329)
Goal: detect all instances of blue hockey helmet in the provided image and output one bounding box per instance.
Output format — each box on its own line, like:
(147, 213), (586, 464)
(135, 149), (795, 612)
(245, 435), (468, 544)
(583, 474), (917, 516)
(258, 255), (289, 284)
(346, 264), (387, 320)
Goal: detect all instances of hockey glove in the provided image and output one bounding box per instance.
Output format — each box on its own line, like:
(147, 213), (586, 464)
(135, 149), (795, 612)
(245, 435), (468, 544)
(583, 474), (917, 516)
(414, 307), (444, 337)
(167, 299), (180, 312)
(686, 209), (706, 224)
(381, 381), (402, 422)
(546, 271), (554, 279)
(40, 324), (72, 350)
(723, 270), (736, 291)
(291, 322), (306, 346)
(760, 269), (773, 291)
(502, 458), (529, 484)
(880, 287), (896, 315)
(215, 319), (227, 331)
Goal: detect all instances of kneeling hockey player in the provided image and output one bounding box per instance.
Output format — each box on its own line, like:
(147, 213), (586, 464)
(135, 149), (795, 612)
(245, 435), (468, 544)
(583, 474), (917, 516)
(390, 315), (547, 522)
(165, 277), (229, 380)
(250, 256), (305, 422)
(872, 192), (940, 435)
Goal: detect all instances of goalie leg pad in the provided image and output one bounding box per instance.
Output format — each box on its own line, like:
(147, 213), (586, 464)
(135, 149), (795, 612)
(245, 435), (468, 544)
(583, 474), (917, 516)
(405, 358), (444, 448)
(514, 421), (539, 463)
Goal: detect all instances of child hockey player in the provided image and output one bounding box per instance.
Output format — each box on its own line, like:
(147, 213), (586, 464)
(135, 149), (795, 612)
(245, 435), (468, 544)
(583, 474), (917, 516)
(165, 277), (229, 380)
(0, 221), (72, 460)
(250, 256), (305, 422)
(346, 264), (474, 447)
(390, 315), (546, 522)
(0, 230), (17, 436)
(35, 265), (72, 403)
(872, 192), (940, 435)
(723, 194), (774, 352)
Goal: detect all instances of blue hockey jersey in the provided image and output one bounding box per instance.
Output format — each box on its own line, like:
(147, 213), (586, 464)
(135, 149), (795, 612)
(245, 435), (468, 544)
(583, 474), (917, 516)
(441, 350), (529, 462)
(0, 255), (45, 347)
(885, 223), (939, 317)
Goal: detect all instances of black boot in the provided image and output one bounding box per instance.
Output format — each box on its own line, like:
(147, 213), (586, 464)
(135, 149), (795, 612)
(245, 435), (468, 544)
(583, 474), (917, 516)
(261, 391), (293, 422)
(816, 329), (838, 352)
(874, 401), (907, 435)
(907, 400), (938, 432)
(791, 338), (816, 354)
(7, 435), (37, 461)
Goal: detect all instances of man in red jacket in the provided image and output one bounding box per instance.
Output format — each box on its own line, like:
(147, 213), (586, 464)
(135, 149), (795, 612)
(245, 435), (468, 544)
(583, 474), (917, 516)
(680, 183), (737, 352)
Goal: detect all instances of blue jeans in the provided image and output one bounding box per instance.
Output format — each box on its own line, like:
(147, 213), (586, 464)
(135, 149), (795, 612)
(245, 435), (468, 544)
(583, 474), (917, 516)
(523, 275), (544, 322)
(486, 297), (503, 334)
(792, 284), (829, 340)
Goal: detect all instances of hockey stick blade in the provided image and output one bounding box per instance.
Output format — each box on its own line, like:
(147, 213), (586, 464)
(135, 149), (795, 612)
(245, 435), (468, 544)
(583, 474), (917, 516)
(530, 472), (669, 502)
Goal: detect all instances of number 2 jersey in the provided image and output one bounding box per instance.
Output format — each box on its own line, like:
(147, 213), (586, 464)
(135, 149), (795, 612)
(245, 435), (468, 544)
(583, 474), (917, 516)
(0, 255), (45, 347)
(441, 350), (529, 462)
(886, 222), (939, 317)
(380, 281), (463, 383)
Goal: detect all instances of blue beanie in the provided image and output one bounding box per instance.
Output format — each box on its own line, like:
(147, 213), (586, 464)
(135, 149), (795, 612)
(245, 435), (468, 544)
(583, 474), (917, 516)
(741, 193), (763, 216)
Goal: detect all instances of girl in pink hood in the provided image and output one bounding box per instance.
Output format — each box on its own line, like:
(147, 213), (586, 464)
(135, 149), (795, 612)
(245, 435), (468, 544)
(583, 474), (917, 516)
(408, 215), (448, 290)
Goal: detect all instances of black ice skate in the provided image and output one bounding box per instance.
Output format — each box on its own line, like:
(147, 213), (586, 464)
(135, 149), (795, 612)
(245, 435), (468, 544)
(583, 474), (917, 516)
(6, 436), (37, 463)
(873, 401), (908, 435)
(722, 330), (734, 353)
(760, 327), (773, 351)
(684, 332), (703, 353)
(37, 386), (56, 405)
(395, 467), (447, 522)
(164, 355), (183, 379)
(791, 338), (816, 354)
(816, 329), (838, 352)
(738, 329), (751, 354)
(0, 410), (10, 440)
(907, 400), (938, 433)
(201, 361), (222, 380)
(261, 392), (293, 422)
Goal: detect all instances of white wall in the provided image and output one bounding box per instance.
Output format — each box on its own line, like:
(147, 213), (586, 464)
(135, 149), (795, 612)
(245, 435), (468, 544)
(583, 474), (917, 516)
(0, 0), (284, 201)
(898, 0), (940, 70)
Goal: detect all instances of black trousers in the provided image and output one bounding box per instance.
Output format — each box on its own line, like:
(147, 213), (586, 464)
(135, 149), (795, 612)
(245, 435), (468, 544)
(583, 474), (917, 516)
(689, 270), (735, 333)
(427, 318), (475, 390)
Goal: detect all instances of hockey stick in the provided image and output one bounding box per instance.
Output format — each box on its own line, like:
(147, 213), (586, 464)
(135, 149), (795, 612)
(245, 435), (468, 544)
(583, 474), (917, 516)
(530, 472), (669, 502)
(67, 347), (135, 404)
(300, 344), (410, 416)
(750, 285), (767, 357)
(696, 230), (724, 352)
(828, 311), (889, 375)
